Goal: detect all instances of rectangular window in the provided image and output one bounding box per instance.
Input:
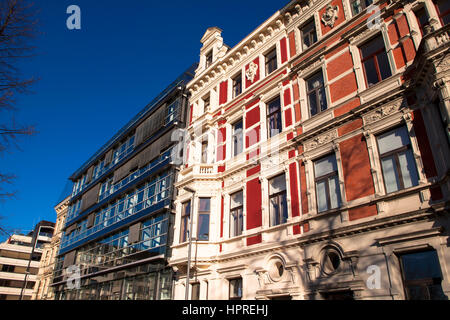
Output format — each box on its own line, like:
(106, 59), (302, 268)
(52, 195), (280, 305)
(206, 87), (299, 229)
(269, 174), (288, 226)
(414, 7), (430, 36)
(301, 20), (317, 50)
(180, 201), (191, 243)
(112, 135), (135, 165)
(203, 95), (210, 112)
(232, 119), (243, 156)
(314, 154), (341, 213)
(229, 278), (243, 300)
(201, 141), (208, 163)
(230, 191), (244, 237)
(205, 50), (213, 68)
(191, 283), (200, 300)
(376, 126), (419, 194)
(399, 250), (446, 300)
(360, 35), (392, 87)
(434, 0), (450, 25)
(197, 198), (210, 241)
(267, 96), (282, 138)
(350, 0), (374, 16)
(265, 48), (278, 75)
(232, 73), (242, 98)
(306, 71), (327, 117)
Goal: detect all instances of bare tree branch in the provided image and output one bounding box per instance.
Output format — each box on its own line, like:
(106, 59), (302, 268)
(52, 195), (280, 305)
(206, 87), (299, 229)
(0, 0), (39, 204)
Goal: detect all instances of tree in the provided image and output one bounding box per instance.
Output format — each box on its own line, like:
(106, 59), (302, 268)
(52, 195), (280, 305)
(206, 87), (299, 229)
(0, 0), (38, 201)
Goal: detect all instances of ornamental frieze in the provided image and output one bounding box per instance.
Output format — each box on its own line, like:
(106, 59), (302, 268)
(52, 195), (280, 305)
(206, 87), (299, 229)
(363, 101), (404, 125)
(304, 129), (338, 151)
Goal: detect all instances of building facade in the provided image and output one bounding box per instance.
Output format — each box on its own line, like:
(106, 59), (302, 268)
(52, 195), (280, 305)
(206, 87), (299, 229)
(0, 221), (55, 300)
(51, 65), (196, 300)
(32, 196), (69, 300)
(169, 0), (450, 300)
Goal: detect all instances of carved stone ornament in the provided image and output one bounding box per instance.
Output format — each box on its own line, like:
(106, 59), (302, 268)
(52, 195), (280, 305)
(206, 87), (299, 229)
(304, 130), (338, 151)
(246, 61), (259, 82)
(321, 4), (339, 28)
(363, 102), (403, 125)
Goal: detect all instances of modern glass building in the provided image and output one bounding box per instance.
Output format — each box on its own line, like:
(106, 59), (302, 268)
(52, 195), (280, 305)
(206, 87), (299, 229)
(51, 64), (196, 300)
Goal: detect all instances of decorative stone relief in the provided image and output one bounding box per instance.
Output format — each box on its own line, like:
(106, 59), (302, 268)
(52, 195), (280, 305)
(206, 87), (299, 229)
(246, 61), (259, 82)
(321, 4), (339, 28)
(304, 129), (338, 151)
(363, 101), (403, 125)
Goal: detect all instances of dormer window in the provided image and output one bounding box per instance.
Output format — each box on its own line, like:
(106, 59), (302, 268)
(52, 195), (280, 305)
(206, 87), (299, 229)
(205, 50), (213, 68)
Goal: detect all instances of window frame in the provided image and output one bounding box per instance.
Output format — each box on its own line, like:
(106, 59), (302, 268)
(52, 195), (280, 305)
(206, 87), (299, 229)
(300, 19), (317, 51)
(230, 190), (244, 237)
(376, 126), (419, 194)
(265, 47), (278, 76)
(306, 70), (327, 117)
(232, 72), (242, 98)
(232, 119), (244, 157)
(205, 50), (213, 69)
(359, 34), (392, 88)
(197, 197), (211, 241)
(180, 200), (191, 243)
(266, 96), (282, 138)
(229, 277), (243, 300)
(313, 154), (342, 213)
(268, 174), (288, 227)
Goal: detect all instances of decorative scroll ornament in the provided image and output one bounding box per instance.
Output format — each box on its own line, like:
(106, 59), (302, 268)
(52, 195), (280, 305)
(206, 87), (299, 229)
(246, 61), (259, 82)
(304, 129), (338, 151)
(321, 4), (339, 28)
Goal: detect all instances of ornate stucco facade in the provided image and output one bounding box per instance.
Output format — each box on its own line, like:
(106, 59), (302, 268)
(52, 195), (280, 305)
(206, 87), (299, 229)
(32, 197), (69, 300)
(169, 0), (450, 300)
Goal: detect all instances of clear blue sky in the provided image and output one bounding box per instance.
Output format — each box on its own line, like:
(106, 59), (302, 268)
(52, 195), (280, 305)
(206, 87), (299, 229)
(0, 0), (285, 239)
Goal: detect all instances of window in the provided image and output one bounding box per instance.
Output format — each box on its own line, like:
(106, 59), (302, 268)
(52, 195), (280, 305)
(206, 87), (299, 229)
(229, 278), (242, 300)
(301, 20), (317, 50)
(268, 174), (288, 226)
(232, 73), (242, 98)
(191, 283), (200, 300)
(350, 0), (374, 16)
(414, 7), (430, 36)
(180, 201), (191, 243)
(230, 191), (244, 237)
(205, 50), (213, 68)
(92, 160), (105, 181)
(399, 250), (446, 300)
(376, 126), (419, 194)
(306, 71), (327, 117)
(1, 264), (15, 273)
(265, 48), (278, 75)
(166, 98), (180, 124)
(203, 95), (210, 112)
(360, 35), (392, 87)
(434, 0), (450, 26)
(267, 96), (282, 138)
(197, 198), (210, 241)
(112, 135), (135, 165)
(232, 119), (243, 156)
(201, 141), (208, 163)
(314, 154), (341, 213)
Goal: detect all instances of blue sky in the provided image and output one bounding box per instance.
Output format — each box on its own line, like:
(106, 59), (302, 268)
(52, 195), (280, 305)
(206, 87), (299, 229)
(0, 0), (285, 239)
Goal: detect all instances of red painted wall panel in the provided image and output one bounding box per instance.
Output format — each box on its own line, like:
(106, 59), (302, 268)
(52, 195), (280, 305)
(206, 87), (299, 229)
(245, 106), (260, 129)
(300, 160), (309, 215)
(280, 37), (288, 64)
(288, 31), (297, 58)
(327, 51), (353, 81)
(245, 125), (260, 148)
(283, 88), (292, 106)
(329, 72), (357, 103)
(289, 163), (300, 218)
(412, 109), (438, 178)
(247, 234), (262, 246)
(319, 0), (345, 36)
(338, 118), (363, 136)
(216, 144), (226, 161)
(348, 204), (378, 221)
(340, 134), (375, 201)
(246, 178), (262, 230)
(219, 80), (228, 105)
(284, 108), (293, 127)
